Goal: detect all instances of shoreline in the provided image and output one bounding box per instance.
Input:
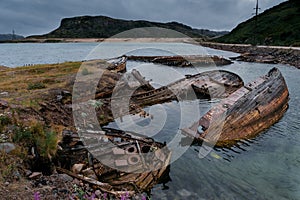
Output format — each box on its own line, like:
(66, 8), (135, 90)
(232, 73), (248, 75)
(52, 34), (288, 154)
(0, 37), (199, 44)
(200, 42), (300, 69)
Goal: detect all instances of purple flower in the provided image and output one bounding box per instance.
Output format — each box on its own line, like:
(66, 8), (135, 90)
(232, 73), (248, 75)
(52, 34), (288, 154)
(121, 191), (130, 200)
(34, 192), (40, 200)
(125, 191), (129, 199)
(121, 194), (126, 200)
(141, 195), (147, 200)
(102, 193), (108, 200)
(88, 193), (96, 200)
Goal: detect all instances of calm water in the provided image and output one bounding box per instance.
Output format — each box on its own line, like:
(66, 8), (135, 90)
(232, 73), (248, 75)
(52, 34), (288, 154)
(0, 42), (237, 67)
(1, 43), (299, 199)
(109, 61), (300, 200)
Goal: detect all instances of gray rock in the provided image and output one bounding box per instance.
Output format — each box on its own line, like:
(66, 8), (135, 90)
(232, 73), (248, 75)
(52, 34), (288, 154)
(95, 190), (102, 197)
(0, 143), (16, 153)
(58, 174), (73, 182)
(72, 163), (85, 174)
(4, 182), (9, 186)
(0, 100), (8, 108)
(13, 170), (21, 180)
(56, 95), (63, 102)
(0, 92), (9, 97)
(72, 178), (80, 186)
(29, 172), (42, 179)
(25, 169), (32, 177)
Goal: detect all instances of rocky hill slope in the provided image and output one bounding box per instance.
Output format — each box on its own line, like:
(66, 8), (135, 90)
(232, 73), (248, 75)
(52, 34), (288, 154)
(29, 15), (228, 39)
(216, 0), (300, 46)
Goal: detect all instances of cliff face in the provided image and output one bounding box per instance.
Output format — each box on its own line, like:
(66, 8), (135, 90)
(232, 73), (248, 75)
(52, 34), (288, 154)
(216, 0), (300, 46)
(29, 16), (227, 39)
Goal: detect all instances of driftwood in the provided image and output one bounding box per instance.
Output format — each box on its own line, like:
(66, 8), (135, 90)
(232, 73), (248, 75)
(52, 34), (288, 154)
(57, 167), (135, 197)
(182, 67), (289, 147)
(56, 167), (112, 190)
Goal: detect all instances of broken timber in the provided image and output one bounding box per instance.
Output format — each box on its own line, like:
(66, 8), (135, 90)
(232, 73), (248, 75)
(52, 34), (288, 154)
(182, 67), (289, 147)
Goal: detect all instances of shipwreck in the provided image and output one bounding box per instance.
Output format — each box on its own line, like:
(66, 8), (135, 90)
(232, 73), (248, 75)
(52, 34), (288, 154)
(55, 128), (171, 197)
(127, 55), (233, 67)
(130, 70), (244, 107)
(182, 67), (289, 147)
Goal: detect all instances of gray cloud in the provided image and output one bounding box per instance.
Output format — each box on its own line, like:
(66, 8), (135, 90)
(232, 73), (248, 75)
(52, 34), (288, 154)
(0, 0), (286, 36)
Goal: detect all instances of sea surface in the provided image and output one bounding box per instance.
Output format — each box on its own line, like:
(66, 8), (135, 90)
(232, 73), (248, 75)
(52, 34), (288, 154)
(1, 42), (299, 199)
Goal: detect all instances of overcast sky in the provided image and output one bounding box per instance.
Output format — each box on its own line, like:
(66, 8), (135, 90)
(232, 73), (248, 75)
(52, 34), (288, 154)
(0, 0), (286, 36)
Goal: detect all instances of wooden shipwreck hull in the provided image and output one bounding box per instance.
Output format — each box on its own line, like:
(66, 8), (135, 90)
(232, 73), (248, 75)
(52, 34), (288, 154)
(56, 128), (171, 196)
(107, 56), (127, 73)
(128, 55), (233, 67)
(131, 70), (244, 107)
(182, 67), (289, 147)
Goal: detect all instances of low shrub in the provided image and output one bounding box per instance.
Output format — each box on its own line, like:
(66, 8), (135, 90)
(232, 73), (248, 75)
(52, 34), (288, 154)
(13, 122), (58, 159)
(27, 82), (46, 90)
(0, 114), (12, 132)
(0, 115), (11, 126)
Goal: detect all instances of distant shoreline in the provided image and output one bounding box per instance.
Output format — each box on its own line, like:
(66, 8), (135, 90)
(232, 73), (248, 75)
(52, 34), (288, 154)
(0, 37), (200, 43)
(2, 38), (300, 69)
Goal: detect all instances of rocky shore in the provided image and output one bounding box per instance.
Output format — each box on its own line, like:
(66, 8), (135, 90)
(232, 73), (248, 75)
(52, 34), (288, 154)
(201, 42), (300, 68)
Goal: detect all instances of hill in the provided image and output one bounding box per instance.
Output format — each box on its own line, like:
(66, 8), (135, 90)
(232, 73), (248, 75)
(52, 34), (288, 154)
(216, 0), (300, 46)
(28, 15), (227, 39)
(0, 34), (24, 41)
